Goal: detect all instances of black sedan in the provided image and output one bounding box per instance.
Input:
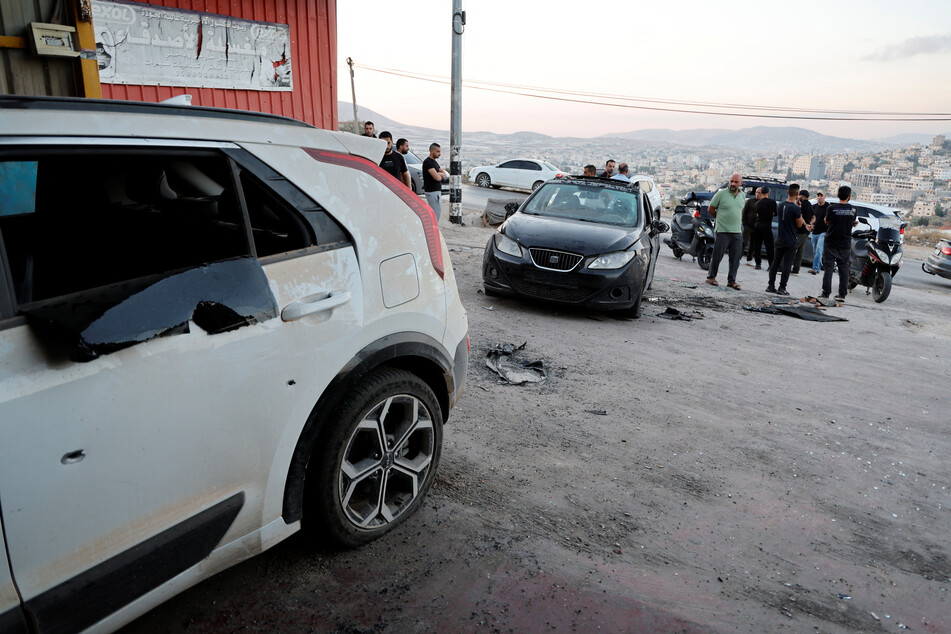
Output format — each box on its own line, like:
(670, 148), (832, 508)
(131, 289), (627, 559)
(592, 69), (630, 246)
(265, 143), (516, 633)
(482, 177), (668, 318)
(922, 238), (951, 280)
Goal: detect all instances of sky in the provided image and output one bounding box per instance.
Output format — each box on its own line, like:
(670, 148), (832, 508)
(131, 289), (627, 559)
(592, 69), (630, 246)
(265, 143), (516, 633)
(336, 0), (951, 140)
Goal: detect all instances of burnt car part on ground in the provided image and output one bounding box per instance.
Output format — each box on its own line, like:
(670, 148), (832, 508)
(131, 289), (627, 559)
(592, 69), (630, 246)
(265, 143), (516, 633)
(482, 177), (667, 319)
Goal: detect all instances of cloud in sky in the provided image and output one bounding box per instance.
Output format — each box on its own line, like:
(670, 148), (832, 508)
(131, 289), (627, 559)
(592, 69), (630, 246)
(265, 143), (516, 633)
(864, 33), (951, 61)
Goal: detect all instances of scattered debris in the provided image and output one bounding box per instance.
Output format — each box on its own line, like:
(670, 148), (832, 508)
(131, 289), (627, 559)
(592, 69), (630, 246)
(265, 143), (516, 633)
(485, 342), (547, 385)
(585, 409), (608, 416)
(743, 303), (848, 322)
(657, 307), (704, 321)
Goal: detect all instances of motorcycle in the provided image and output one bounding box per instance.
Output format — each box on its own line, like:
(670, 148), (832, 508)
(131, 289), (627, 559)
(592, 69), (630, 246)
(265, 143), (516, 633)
(663, 202), (716, 270)
(849, 216), (905, 303)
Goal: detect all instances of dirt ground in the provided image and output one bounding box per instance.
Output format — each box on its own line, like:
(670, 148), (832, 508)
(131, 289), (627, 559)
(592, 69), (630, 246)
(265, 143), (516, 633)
(125, 214), (951, 634)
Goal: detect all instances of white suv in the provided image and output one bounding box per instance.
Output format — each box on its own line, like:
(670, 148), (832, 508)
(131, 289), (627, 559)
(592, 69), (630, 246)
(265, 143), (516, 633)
(0, 96), (468, 633)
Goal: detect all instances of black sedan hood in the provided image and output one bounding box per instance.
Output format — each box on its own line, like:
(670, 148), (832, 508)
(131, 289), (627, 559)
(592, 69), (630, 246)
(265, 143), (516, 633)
(502, 212), (640, 255)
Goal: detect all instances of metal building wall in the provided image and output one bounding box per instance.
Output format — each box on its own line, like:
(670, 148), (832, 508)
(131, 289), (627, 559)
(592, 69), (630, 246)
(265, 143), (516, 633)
(100, 0), (337, 130)
(0, 0), (80, 97)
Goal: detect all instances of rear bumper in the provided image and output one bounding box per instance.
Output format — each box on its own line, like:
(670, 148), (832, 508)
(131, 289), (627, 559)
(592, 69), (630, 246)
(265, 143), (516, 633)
(923, 254), (951, 279)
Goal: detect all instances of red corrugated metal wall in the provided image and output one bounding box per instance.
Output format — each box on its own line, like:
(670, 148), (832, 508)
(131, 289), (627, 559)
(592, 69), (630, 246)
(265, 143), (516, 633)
(100, 0), (337, 130)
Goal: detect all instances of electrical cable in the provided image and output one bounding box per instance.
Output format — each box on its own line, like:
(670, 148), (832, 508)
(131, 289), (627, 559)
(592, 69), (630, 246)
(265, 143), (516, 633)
(350, 63), (951, 122)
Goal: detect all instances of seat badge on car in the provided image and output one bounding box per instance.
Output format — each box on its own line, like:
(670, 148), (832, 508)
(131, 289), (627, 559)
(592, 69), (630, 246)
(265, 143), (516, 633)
(549, 255), (560, 265)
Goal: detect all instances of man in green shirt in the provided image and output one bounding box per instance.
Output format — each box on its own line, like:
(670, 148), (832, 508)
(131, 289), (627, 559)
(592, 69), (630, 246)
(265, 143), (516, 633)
(706, 173), (746, 290)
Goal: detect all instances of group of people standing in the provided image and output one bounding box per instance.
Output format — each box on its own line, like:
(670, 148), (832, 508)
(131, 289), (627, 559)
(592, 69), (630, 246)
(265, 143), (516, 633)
(362, 120), (448, 220)
(583, 159), (634, 181)
(705, 174), (859, 301)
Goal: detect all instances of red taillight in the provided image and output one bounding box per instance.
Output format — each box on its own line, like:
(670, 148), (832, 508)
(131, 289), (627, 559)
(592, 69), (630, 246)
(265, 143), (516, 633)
(302, 148), (445, 279)
(941, 245), (951, 256)
(899, 225), (905, 234)
(693, 210), (700, 218)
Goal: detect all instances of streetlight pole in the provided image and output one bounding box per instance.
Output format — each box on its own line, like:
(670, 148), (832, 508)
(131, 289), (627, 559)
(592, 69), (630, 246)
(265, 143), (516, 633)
(449, 3), (465, 224)
(347, 57), (359, 134)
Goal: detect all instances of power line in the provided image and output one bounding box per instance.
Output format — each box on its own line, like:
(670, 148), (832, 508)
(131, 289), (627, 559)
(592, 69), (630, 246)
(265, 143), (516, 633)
(352, 63), (951, 122)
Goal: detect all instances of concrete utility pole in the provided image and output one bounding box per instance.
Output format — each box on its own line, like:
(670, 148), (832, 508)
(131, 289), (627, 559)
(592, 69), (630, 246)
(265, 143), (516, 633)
(347, 57), (359, 134)
(449, 2), (465, 224)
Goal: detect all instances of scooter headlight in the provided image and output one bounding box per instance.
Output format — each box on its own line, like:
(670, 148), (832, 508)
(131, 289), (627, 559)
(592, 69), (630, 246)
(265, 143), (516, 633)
(494, 233), (522, 257)
(889, 251), (903, 266)
(588, 251), (637, 270)
(868, 245), (887, 264)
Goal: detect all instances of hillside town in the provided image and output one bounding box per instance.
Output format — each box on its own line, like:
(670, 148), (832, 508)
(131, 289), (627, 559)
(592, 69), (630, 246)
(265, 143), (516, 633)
(453, 131), (951, 225)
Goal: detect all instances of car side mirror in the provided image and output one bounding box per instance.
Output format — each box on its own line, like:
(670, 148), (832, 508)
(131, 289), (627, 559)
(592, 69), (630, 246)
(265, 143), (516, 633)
(504, 202), (519, 218)
(857, 217), (871, 226)
(651, 220), (670, 235)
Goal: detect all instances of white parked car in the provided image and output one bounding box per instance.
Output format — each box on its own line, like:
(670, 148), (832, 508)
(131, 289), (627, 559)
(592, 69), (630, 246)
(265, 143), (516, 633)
(0, 95), (468, 633)
(811, 198), (905, 239)
(469, 158), (566, 192)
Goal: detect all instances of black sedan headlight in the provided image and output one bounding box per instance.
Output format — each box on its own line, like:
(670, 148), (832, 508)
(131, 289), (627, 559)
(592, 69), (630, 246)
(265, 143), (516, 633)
(587, 251), (636, 270)
(494, 233), (522, 257)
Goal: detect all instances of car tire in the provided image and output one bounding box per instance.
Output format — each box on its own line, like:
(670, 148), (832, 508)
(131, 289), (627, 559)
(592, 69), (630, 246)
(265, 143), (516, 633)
(475, 173), (491, 188)
(309, 367), (442, 547)
(411, 180), (418, 194)
(532, 180), (544, 191)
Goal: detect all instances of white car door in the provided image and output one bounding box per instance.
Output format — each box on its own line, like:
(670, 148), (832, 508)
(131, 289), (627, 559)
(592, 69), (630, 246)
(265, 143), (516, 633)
(493, 160), (522, 188)
(0, 142), (362, 632)
(516, 160), (544, 190)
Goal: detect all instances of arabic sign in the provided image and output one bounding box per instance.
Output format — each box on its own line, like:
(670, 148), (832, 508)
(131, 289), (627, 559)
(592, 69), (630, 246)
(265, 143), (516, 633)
(91, 0), (292, 91)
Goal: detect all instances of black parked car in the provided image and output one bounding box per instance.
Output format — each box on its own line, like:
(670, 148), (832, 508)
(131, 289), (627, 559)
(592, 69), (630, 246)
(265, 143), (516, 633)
(482, 176), (668, 318)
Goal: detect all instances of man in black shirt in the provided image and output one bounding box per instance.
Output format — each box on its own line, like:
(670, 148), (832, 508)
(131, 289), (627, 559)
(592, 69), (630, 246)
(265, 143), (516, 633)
(362, 121), (377, 137)
(809, 192), (831, 274)
(423, 143), (448, 219)
(766, 184), (805, 295)
(378, 131), (410, 188)
(742, 190), (759, 262)
(749, 186), (776, 269)
(792, 190), (815, 275)
(821, 185), (858, 301)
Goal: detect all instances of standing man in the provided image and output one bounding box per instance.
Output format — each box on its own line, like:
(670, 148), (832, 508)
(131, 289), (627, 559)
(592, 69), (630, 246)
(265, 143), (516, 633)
(611, 163), (632, 182)
(598, 160), (617, 178)
(423, 143), (448, 220)
(820, 185), (858, 302)
(766, 184), (805, 296)
(705, 173), (746, 290)
(749, 186), (776, 270)
(742, 189), (760, 263)
(791, 189), (815, 275)
(362, 121), (376, 137)
(809, 192), (830, 274)
(378, 131), (410, 188)
(583, 164), (597, 177)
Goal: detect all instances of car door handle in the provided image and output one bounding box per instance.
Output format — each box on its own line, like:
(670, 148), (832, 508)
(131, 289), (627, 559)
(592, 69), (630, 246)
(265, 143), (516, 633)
(281, 290), (351, 321)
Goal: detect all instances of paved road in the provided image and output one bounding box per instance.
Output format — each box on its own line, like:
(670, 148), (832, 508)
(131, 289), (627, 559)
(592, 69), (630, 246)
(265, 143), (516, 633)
(456, 182), (528, 212)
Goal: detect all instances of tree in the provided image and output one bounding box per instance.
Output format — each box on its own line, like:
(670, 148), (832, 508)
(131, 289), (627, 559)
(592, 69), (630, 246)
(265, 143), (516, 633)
(843, 162), (855, 173)
(936, 202), (946, 218)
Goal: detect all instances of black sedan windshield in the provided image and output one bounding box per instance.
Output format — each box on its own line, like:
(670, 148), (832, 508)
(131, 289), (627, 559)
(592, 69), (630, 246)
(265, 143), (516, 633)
(522, 182), (640, 227)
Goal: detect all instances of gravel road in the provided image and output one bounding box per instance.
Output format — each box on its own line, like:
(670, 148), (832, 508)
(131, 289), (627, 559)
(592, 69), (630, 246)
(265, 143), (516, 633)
(123, 212), (951, 634)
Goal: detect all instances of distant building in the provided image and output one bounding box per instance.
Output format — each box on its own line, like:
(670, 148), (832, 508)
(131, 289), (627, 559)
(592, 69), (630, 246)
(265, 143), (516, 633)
(911, 197), (937, 217)
(808, 157), (825, 181)
(792, 155), (813, 176)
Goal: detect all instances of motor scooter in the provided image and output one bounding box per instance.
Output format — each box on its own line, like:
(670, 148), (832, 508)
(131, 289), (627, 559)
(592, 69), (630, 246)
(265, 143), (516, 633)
(849, 216), (904, 303)
(663, 203), (716, 270)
